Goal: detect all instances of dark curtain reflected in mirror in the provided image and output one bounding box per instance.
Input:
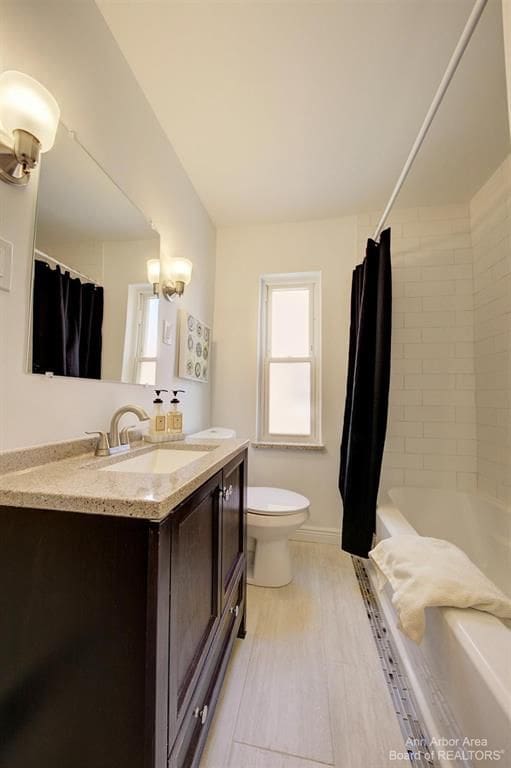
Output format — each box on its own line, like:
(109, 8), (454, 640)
(32, 260), (104, 379)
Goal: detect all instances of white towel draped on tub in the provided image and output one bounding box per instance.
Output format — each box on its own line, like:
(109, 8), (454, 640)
(369, 535), (511, 643)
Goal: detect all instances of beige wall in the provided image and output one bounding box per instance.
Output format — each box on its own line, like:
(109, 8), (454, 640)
(213, 217), (358, 532)
(36, 239), (105, 285)
(470, 154), (511, 504)
(0, 0), (215, 449)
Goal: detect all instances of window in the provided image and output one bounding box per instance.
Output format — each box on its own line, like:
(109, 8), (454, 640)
(257, 273), (321, 444)
(122, 286), (159, 386)
(134, 291), (159, 385)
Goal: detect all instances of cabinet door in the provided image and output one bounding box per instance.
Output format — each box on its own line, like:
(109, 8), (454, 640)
(168, 574), (245, 768)
(169, 472), (222, 736)
(220, 451), (247, 610)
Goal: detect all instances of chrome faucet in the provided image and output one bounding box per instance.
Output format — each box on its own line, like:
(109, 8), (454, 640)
(109, 404), (150, 448)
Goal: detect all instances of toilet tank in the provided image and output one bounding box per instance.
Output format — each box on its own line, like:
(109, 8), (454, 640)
(188, 427), (236, 439)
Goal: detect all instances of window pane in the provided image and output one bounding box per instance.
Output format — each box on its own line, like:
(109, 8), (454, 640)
(268, 362), (311, 435)
(137, 360), (156, 386)
(270, 288), (310, 357)
(141, 296), (159, 358)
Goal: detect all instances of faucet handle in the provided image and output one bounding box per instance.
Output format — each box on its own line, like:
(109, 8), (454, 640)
(85, 431), (111, 457)
(119, 425), (137, 446)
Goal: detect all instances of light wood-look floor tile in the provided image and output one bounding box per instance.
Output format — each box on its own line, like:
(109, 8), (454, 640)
(200, 543), (406, 768)
(200, 588), (265, 768)
(233, 544), (334, 764)
(311, 545), (385, 667)
(228, 743), (332, 768)
(327, 661), (409, 767)
(308, 545), (407, 763)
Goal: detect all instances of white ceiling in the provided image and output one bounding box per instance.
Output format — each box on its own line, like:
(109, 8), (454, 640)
(97, 0), (510, 226)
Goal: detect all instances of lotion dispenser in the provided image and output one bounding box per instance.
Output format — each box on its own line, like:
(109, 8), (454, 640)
(167, 390), (185, 437)
(148, 389), (168, 440)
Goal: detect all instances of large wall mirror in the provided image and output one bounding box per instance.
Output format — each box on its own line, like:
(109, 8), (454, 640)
(29, 123), (161, 386)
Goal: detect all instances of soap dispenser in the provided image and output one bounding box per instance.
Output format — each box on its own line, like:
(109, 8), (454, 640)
(148, 389), (168, 441)
(167, 390), (185, 438)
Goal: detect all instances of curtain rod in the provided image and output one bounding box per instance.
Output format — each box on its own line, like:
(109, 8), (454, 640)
(35, 249), (101, 286)
(373, 0), (488, 242)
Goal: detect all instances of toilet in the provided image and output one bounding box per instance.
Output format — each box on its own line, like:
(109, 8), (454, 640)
(247, 487), (309, 588)
(188, 428), (310, 588)
(188, 427), (237, 440)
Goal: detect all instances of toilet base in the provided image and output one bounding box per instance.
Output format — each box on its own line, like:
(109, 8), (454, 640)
(248, 538), (293, 588)
(246, 490), (309, 589)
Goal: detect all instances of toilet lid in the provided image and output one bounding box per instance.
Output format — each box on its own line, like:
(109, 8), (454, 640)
(247, 487), (310, 516)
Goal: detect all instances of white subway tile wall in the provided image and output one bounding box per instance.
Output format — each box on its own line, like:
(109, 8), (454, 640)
(357, 203), (477, 497)
(470, 155), (511, 504)
(357, 155), (510, 504)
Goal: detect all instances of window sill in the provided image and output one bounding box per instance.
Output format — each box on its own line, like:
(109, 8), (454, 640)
(251, 441), (326, 452)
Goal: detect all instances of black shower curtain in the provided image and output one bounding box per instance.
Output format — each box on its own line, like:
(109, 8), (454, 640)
(339, 228), (392, 558)
(32, 260), (104, 379)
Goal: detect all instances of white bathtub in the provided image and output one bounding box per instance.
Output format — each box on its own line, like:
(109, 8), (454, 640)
(372, 487), (511, 768)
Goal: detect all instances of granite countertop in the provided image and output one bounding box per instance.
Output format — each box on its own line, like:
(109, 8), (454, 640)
(0, 437), (249, 521)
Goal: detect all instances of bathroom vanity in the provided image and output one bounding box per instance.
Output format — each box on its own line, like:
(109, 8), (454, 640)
(0, 438), (248, 768)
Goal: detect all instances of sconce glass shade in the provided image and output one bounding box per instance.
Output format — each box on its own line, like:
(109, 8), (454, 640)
(0, 71), (60, 152)
(146, 258), (161, 285)
(169, 257), (193, 286)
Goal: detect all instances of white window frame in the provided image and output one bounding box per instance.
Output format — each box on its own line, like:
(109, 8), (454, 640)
(257, 272), (322, 445)
(134, 290), (159, 385)
(121, 285), (159, 385)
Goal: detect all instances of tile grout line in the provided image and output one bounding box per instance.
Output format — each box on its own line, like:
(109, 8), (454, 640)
(351, 557), (437, 768)
(227, 551), (338, 768)
(232, 738), (335, 767)
(313, 547), (343, 768)
(226, 587), (268, 766)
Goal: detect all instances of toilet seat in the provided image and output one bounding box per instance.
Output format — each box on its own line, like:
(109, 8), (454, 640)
(247, 487), (309, 516)
(247, 508), (309, 530)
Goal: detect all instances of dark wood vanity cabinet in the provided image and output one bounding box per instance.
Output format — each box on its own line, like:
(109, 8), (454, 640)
(168, 451), (247, 768)
(0, 449), (247, 768)
(220, 454), (246, 610)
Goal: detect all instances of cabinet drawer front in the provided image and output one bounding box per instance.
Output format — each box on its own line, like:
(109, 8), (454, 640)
(169, 473), (222, 729)
(220, 452), (247, 609)
(169, 574), (244, 768)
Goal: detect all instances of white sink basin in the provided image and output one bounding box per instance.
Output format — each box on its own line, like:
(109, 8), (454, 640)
(101, 449), (209, 475)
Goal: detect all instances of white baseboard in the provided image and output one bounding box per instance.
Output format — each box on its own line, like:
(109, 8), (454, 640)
(291, 525), (340, 545)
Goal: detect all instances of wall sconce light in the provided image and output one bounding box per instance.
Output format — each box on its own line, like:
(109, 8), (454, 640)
(0, 70), (60, 187)
(146, 258), (161, 296)
(161, 257), (193, 302)
(146, 257), (193, 301)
